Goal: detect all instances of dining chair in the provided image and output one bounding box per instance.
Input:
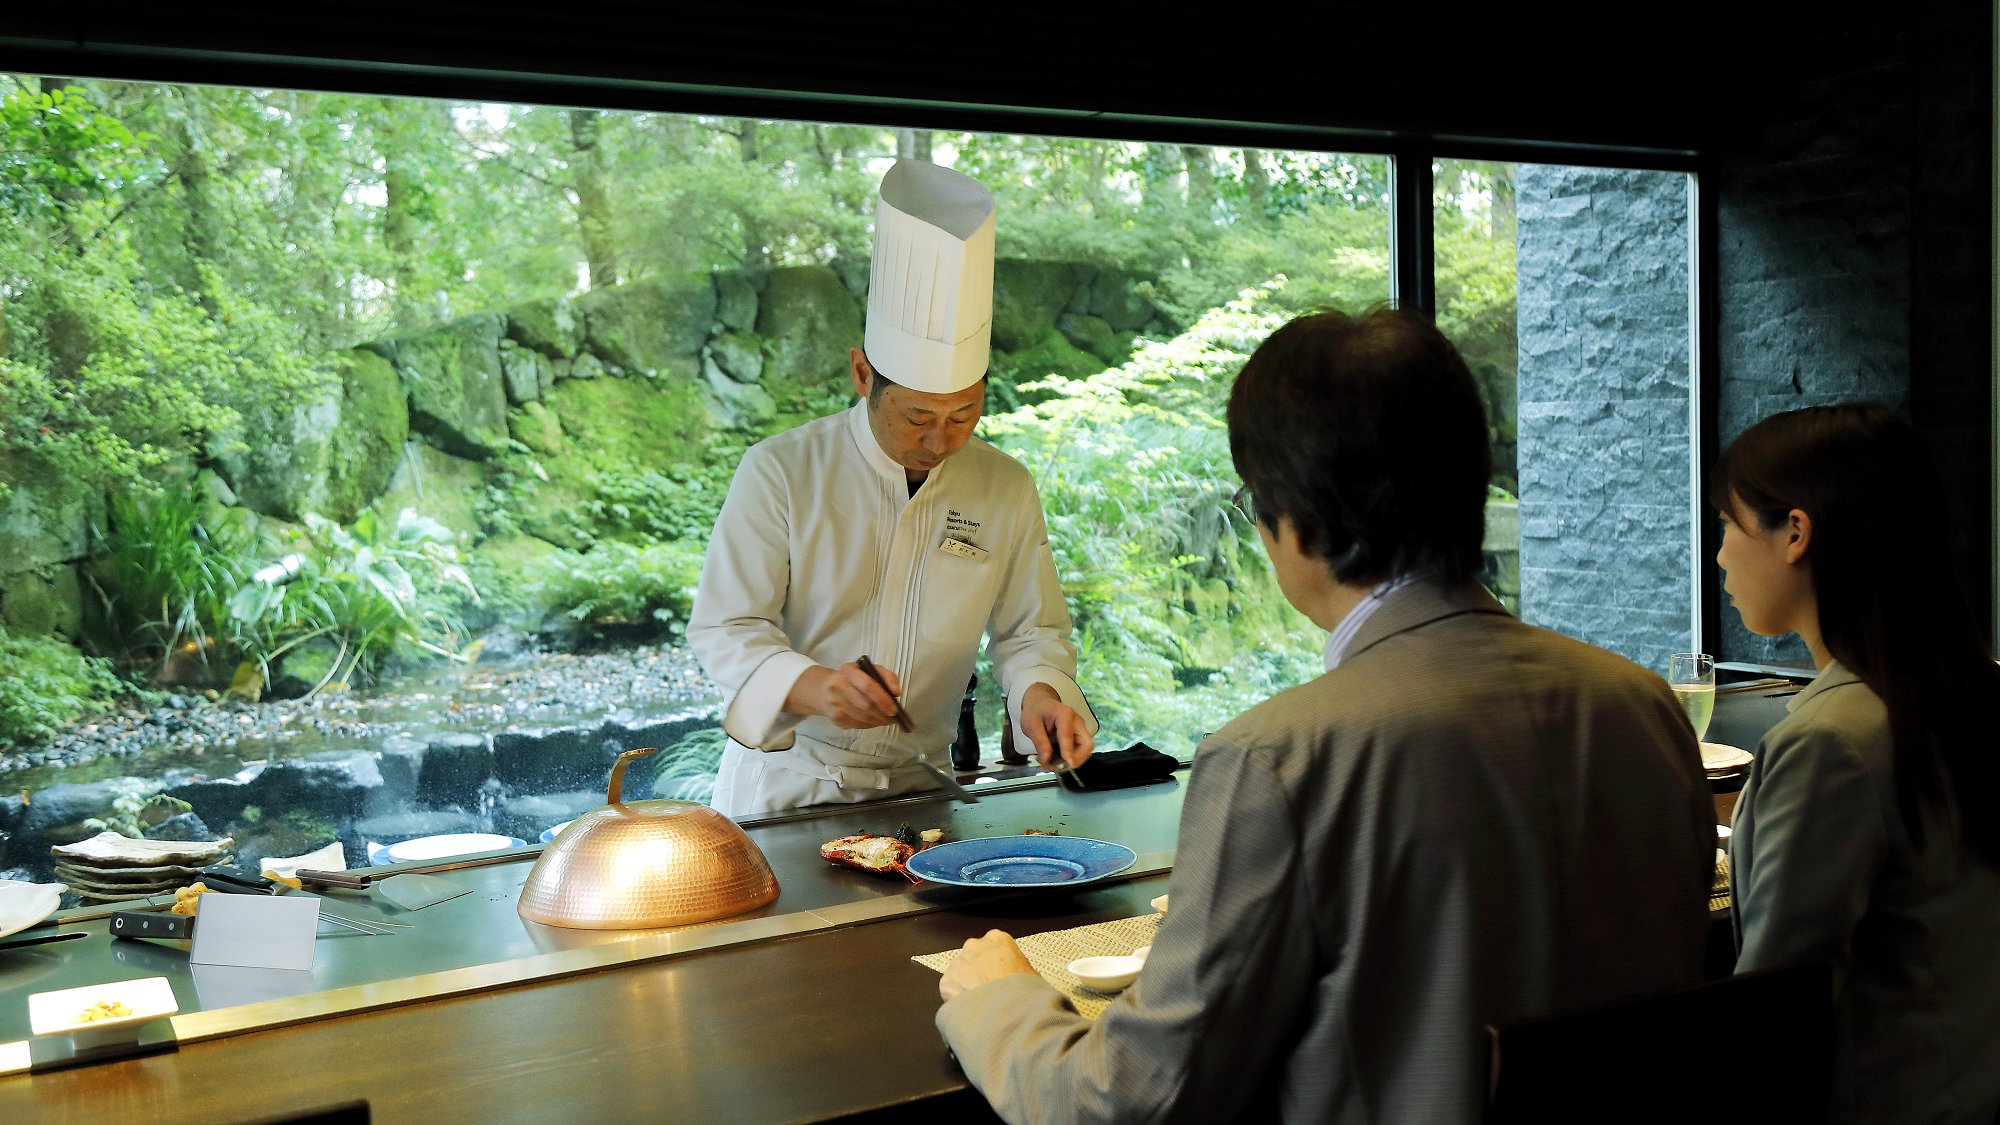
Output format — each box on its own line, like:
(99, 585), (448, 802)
(1485, 961), (1832, 1122)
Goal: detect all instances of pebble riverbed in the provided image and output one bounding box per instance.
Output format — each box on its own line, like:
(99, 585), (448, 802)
(0, 642), (719, 781)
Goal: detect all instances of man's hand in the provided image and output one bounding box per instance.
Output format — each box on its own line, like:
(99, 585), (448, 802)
(939, 929), (1036, 1001)
(786, 662), (906, 730)
(1019, 683), (1094, 770)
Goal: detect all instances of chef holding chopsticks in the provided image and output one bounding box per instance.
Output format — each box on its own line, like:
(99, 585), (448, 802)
(687, 160), (1096, 818)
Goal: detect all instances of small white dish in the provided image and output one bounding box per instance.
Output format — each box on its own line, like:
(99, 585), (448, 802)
(1131, 945), (1151, 960)
(1715, 824), (1733, 841)
(1150, 894), (1170, 915)
(1067, 954), (1145, 993)
(1700, 742), (1754, 773)
(29, 976), (178, 1049)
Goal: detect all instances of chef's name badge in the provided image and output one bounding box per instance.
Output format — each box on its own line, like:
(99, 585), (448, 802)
(939, 536), (988, 562)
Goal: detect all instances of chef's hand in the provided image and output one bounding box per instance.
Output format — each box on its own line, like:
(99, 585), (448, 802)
(788, 663), (904, 730)
(1020, 683), (1094, 770)
(939, 929), (1036, 1001)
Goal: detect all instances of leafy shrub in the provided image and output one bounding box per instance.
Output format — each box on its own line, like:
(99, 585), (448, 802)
(88, 476), (257, 682)
(653, 726), (727, 802)
(230, 508), (480, 694)
(982, 285), (1323, 752)
(0, 623), (123, 747)
(525, 540), (704, 637)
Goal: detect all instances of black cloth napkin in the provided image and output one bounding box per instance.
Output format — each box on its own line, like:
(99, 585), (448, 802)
(1059, 741), (1180, 792)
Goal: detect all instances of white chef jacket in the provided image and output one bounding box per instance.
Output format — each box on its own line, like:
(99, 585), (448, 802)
(687, 400), (1095, 816)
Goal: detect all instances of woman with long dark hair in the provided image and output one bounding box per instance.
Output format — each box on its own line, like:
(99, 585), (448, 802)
(1715, 401), (2000, 1122)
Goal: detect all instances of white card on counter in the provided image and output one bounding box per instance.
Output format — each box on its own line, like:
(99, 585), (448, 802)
(189, 894), (320, 971)
(939, 537), (988, 562)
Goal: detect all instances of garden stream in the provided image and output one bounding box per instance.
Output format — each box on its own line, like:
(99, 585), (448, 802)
(0, 642), (723, 886)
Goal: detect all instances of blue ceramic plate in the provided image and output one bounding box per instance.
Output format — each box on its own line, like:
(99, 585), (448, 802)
(904, 835), (1137, 888)
(538, 820), (576, 845)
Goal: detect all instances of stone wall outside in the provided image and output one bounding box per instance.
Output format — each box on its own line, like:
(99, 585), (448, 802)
(1515, 165), (1694, 669)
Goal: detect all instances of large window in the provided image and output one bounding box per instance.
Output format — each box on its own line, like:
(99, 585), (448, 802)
(0, 75), (1701, 890)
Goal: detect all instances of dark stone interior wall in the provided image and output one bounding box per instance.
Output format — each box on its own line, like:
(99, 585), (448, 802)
(1713, 4), (1994, 665)
(1713, 26), (1914, 667)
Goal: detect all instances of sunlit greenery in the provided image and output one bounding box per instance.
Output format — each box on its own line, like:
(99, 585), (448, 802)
(0, 75), (1521, 758)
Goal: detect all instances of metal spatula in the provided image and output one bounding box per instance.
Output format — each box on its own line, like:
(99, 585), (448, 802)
(296, 869), (471, 911)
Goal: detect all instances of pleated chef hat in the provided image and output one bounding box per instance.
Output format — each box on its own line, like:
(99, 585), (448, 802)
(864, 160), (996, 394)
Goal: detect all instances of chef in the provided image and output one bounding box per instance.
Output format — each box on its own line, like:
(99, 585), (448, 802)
(687, 160), (1097, 818)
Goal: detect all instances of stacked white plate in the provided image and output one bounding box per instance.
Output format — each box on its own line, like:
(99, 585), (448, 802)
(48, 832), (234, 902)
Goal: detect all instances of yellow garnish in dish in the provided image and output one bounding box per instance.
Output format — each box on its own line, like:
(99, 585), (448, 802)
(170, 881), (209, 917)
(75, 1000), (134, 1023)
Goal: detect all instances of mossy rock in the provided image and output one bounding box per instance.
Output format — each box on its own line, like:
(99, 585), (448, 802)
(0, 564), (82, 639)
(507, 297), (581, 358)
(1055, 312), (1131, 366)
(989, 332), (1107, 403)
(708, 331), (764, 383)
(0, 455), (100, 577)
(715, 269), (761, 332)
(992, 260), (1083, 352)
(466, 532), (568, 626)
(756, 266), (859, 395)
(500, 341), (552, 405)
(541, 374), (715, 472)
(391, 314), (510, 459)
(371, 444), (486, 545)
(509, 401), (565, 456)
(578, 277), (715, 378)
(209, 347), (406, 524)
(1081, 268), (1161, 332)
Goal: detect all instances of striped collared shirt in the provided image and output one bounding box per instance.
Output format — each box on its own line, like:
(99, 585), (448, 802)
(1323, 573), (1421, 671)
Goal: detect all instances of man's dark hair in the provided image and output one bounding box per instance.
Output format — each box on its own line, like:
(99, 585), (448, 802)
(1227, 305), (1492, 586)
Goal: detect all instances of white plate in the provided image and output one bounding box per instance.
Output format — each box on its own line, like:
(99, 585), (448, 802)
(1151, 894), (1170, 915)
(538, 820), (576, 845)
(0, 880), (67, 940)
(375, 833), (523, 865)
(1700, 741), (1754, 772)
(29, 976), (178, 1048)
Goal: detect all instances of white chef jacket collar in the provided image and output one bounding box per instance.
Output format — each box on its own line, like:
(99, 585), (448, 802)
(845, 398), (950, 492)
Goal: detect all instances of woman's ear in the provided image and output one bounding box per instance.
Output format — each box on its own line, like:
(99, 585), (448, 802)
(1783, 508), (1813, 565)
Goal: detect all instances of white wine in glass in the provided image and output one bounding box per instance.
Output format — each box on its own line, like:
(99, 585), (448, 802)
(1669, 652), (1716, 740)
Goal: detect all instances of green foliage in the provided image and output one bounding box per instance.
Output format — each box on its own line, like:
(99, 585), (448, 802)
(654, 726), (727, 802)
(981, 285), (1323, 751)
(0, 622), (123, 747)
(82, 782), (190, 837)
(89, 477), (257, 680)
(0, 83), (158, 225)
(230, 508), (480, 694)
(525, 540), (704, 636)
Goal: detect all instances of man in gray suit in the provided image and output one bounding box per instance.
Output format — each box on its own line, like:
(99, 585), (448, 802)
(935, 306), (1717, 1122)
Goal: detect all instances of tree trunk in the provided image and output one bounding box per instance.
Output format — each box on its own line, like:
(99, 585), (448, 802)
(1242, 149), (1272, 222)
(895, 128), (932, 162)
(568, 108), (619, 289)
(171, 86), (226, 314)
(379, 100), (425, 327)
(737, 119), (772, 268)
(1183, 145), (1215, 217)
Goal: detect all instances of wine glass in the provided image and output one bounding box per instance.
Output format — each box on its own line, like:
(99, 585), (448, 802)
(1668, 652), (1716, 741)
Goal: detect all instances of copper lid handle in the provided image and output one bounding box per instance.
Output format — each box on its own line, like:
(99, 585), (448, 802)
(607, 747), (661, 804)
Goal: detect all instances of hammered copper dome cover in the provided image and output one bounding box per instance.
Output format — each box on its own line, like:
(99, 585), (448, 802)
(517, 749), (779, 929)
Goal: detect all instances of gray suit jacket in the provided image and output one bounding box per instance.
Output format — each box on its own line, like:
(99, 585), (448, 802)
(938, 581), (1716, 1123)
(1732, 661), (2000, 1123)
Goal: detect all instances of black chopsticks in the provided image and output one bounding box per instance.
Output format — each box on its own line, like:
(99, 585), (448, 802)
(856, 655), (915, 733)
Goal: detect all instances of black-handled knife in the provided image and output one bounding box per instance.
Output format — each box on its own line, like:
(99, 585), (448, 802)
(0, 929), (88, 952)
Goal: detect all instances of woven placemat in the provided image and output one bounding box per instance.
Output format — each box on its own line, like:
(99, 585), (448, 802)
(915, 912), (1163, 1020)
(1709, 850), (1732, 912)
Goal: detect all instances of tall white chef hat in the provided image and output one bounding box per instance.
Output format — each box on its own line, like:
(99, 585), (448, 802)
(863, 160), (996, 395)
